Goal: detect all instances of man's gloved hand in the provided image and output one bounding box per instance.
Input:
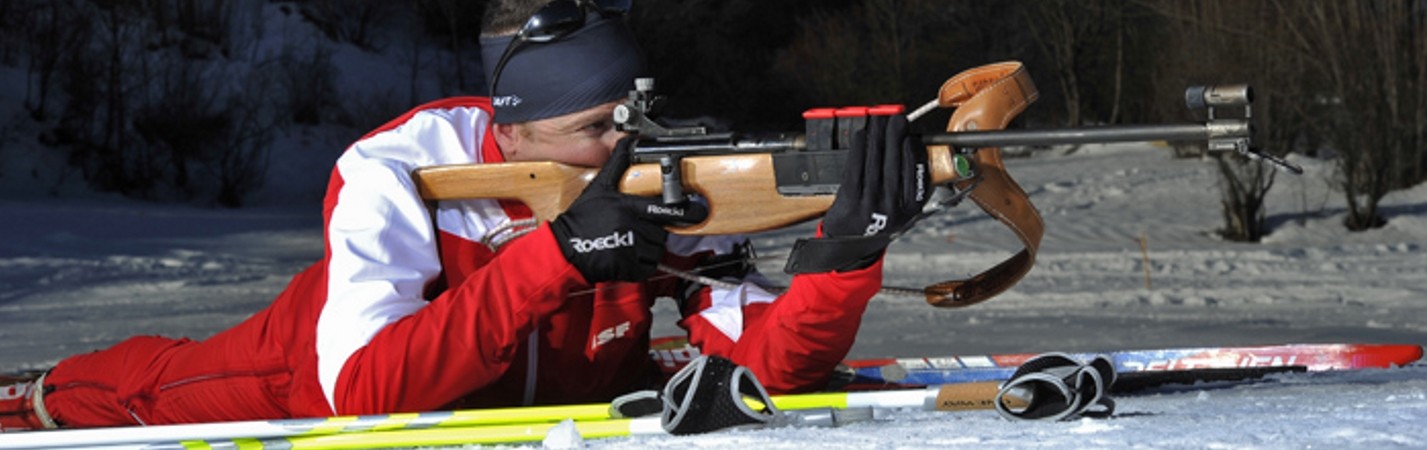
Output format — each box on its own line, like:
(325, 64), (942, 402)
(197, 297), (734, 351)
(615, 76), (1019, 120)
(551, 138), (708, 283)
(822, 112), (929, 239)
(785, 109), (930, 273)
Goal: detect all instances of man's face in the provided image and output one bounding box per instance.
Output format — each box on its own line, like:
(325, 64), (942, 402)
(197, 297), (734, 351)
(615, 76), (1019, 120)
(496, 101), (625, 167)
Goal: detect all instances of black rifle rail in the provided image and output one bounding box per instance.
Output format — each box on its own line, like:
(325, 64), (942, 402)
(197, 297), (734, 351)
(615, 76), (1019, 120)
(630, 122), (1249, 157)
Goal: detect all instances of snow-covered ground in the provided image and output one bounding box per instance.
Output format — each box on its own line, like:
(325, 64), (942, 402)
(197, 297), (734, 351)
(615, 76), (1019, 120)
(2, 143), (1425, 448)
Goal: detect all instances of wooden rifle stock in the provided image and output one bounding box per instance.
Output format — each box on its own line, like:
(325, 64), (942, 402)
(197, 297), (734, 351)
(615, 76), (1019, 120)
(411, 120), (1246, 235)
(414, 161), (595, 226)
(412, 144), (966, 235)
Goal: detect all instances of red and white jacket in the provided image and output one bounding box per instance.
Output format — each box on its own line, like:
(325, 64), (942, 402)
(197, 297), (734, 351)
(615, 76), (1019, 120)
(270, 97), (882, 417)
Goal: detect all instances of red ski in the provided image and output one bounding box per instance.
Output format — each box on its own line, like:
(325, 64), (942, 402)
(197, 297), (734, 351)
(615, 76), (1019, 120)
(649, 338), (1423, 389)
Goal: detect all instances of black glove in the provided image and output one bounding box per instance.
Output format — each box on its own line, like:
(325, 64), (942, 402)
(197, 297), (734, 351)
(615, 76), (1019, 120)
(785, 112), (930, 273)
(551, 138), (708, 283)
(823, 112), (928, 238)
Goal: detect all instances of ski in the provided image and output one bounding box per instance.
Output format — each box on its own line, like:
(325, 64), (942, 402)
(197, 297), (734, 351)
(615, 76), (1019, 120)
(651, 339), (1425, 389)
(839, 343), (1423, 389)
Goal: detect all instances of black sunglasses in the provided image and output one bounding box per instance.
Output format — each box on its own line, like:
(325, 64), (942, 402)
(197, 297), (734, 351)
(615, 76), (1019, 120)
(489, 0), (632, 98)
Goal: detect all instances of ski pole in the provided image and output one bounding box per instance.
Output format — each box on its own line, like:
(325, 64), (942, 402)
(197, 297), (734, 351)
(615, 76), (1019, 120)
(87, 385), (1007, 450)
(168, 417), (667, 450)
(5, 382), (1016, 450)
(0, 402), (617, 450)
(11, 350), (1126, 449)
(184, 384), (1023, 450)
(21, 418), (665, 450)
(71, 408), (875, 450)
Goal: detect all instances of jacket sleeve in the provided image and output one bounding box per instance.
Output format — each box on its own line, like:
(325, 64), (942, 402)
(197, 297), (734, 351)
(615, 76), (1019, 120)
(315, 134), (445, 414)
(667, 235), (882, 394)
(333, 225), (585, 415)
(315, 101), (586, 415)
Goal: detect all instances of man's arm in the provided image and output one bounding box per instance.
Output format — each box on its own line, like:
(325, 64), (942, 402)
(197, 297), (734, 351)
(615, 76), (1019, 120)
(313, 100), (591, 415)
(330, 132), (704, 415)
(675, 111), (925, 393)
(672, 249), (882, 393)
(333, 224), (586, 414)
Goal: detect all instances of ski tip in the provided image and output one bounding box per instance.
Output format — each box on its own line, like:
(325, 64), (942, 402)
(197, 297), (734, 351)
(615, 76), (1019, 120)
(1354, 344), (1425, 368)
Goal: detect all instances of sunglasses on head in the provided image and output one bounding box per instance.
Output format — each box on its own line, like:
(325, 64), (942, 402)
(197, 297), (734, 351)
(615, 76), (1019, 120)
(489, 0), (632, 98)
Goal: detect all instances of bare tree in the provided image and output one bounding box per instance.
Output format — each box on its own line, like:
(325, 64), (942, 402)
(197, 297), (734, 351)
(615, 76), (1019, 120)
(1140, 0), (1311, 241)
(1017, 1), (1148, 127)
(415, 0), (485, 94)
(209, 66), (281, 208)
(1146, 0), (1426, 235)
(1275, 0), (1427, 230)
(291, 0), (394, 51)
(770, 0), (966, 108)
(1021, 0), (1086, 126)
(20, 2), (84, 120)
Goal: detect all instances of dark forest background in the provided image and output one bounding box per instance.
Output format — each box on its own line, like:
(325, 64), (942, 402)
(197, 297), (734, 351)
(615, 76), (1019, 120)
(0, 0), (1423, 240)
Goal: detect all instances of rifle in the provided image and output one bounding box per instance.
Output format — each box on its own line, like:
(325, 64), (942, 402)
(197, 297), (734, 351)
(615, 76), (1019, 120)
(412, 61), (1298, 307)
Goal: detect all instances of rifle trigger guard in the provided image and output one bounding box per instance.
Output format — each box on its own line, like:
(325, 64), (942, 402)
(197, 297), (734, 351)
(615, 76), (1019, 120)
(929, 176), (981, 213)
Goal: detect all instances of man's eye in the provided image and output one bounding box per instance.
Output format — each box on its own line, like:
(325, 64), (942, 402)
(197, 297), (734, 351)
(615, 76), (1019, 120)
(583, 120), (611, 134)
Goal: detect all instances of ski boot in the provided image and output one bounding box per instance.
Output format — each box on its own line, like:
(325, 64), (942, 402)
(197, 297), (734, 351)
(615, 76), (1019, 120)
(0, 370), (58, 432)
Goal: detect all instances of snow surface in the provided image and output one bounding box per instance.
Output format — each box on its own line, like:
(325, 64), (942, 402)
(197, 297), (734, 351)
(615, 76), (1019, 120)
(2, 145), (1425, 449)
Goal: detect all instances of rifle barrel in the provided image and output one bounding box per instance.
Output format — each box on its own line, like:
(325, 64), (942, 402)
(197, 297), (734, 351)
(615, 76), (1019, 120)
(923, 122), (1248, 148)
(632, 121), (1248, 159)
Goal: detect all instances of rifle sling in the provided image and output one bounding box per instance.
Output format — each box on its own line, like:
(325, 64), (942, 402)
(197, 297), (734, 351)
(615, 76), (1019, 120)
(922, 61), (1045, 308)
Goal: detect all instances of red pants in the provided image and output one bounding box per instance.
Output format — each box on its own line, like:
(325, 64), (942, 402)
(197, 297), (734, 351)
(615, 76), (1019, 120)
(44, 335), (292, 427)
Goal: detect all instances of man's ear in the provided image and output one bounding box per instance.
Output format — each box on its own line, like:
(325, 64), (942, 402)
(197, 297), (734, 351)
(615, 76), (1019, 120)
(491, 123), (521, 160)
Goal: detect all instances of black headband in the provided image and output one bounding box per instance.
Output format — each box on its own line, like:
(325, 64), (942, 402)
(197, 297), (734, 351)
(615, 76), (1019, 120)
(480, 15), (645, 124)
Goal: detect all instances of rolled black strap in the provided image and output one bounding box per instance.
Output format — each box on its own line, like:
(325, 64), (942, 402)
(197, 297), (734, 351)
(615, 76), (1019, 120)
(608, 389), (662, 419)
(782, 235), (890, 274)
(995, 353), (1116, 421)
(660, 355), (778, 435)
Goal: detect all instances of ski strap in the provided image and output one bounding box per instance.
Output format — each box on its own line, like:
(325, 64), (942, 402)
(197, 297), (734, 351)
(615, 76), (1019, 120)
(660, 355), (779, 435)
(995, 352), (1117, 421)
(616, 355), (874, 436)
(922, 61), (1045, 307)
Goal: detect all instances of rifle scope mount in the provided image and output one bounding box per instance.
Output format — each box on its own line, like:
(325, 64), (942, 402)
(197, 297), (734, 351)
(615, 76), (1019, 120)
(1185, 84), (1301, 174)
